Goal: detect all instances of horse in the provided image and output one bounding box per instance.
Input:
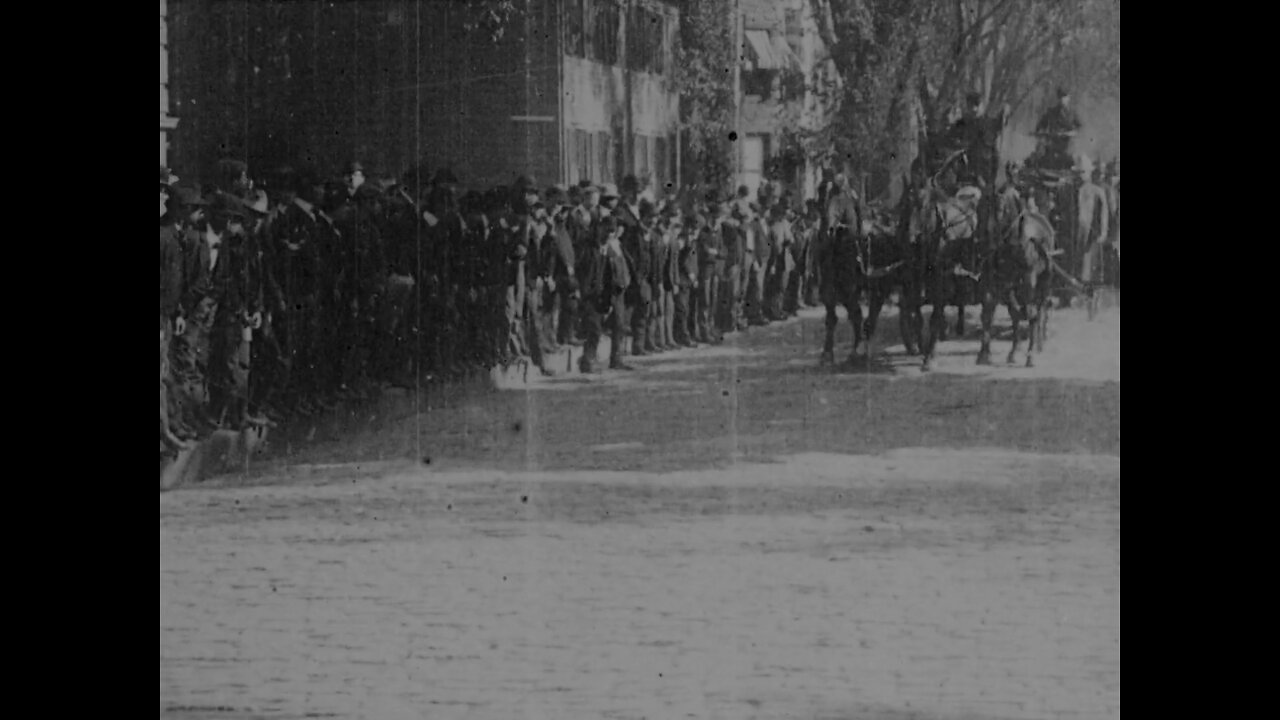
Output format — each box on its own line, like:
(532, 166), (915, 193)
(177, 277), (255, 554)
(858, 201), (925, 357)
(918, 183), (985, 371)
(855, 202), (926, 356)
(817, 218), (872, 366)
(975, 191), (1055, 367)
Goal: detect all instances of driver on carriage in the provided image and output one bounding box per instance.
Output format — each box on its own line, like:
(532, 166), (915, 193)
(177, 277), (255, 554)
(1031, 87), (1082, 174)
(945, 92), (998, 189)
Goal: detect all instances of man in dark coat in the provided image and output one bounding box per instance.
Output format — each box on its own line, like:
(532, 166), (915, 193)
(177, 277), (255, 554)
(697, 199), (727, 345)
(601, 216), (634, 370)
(206, 195), (266, 429)
(615, 175), (652, 356)
(670, 207), (699, 347)
(545, 185), (581, 347)
(330, 162), (387, 399)
(1033, 87), (1082, 172)
(160, 171), (193, 449)
(171, 191), (237, 435)
(575, 214), (607, 373)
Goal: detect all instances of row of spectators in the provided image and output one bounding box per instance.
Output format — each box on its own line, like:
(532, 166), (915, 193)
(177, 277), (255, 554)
(160, 159), (828, 454)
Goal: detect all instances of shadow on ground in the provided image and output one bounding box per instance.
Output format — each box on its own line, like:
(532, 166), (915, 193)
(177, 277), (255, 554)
(226, 306), (1119, 484)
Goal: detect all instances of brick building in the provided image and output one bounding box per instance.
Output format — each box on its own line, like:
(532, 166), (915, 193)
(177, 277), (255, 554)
(160, 0), (179, 165)
(166, 0), (679, 193)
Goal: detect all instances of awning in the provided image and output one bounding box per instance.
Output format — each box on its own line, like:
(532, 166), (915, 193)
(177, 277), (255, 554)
(745, 30), (781, 69)
(771, 34), (802, 72)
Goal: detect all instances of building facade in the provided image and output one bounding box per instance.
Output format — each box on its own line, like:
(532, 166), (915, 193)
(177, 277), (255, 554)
(160, 0), (178, 165)
(165, 0), (679, 194)
(733, 0), (838, 202)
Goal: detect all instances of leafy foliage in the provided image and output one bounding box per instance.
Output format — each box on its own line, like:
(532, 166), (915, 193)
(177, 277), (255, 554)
(452, 0), (525, 44)
(807, 0), (1120, 186)
(670, 0), (737, 193)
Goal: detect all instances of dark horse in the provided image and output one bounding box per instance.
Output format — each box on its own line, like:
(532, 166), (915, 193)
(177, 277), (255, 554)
(857, 202), (924, 357)
(816, 171), (926, 364)
(975, 186), (1054, 367)
(818, 219), (871, 365)
(918, 184), (985, 371)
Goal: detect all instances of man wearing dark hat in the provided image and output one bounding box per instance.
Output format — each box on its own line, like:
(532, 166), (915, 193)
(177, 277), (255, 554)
(742, 198), (774, 327)
(574, 214), (608, 373)
(239, 190), (284, 424)
(160, 171), (193, 449)
(215, 159), (253, 200)
(171, 192), (243, 434)
(696, 198), (727, 345)
(1034, 87), (1081, 173)
(544, 185), (582, 347)
(519, 196), (558, 375)
(672, 212), (700, 347)
(655, 203), (682, 350)
(480, 186), (520, 366)
(205, 195), (268, 429)
(333, 160), (389, 399)
(600, 216), (634, 370)
(378, 173), (426, 388)
(259, 171), (312, 416)
(637, 197), (664, 354)
(613, 175), (649, 356)
(720, 201), (749, 334)
(763, 202), (794, 321)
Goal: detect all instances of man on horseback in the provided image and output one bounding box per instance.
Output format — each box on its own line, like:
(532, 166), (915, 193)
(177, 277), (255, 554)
(943, 92), (1004, 192)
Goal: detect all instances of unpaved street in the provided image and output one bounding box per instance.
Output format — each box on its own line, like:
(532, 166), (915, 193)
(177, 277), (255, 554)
(160, 306), (1120, 720)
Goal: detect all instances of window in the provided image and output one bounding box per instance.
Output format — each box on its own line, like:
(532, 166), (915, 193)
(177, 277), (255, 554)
(654, 136), (668, 192)
(572, 129), (591, 184)
(566, 0), (586, 58)
(785, 9), (802, 37)
(742, 135), (767, 197)
(635, 134), (651, 184)
(744, 69), (775, 99)
(627, 4), (666, 74)
(595, 130), (613, 184)
(590, 0), (621, 66)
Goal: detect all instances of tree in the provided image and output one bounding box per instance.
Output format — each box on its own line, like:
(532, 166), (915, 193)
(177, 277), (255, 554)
(807, 0), (1120, 192)
(671, 0), (737, 194)
(454, 0), (524, 44)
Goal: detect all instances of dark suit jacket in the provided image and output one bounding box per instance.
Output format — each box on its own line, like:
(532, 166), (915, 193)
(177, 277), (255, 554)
(160, 224), (185, 318)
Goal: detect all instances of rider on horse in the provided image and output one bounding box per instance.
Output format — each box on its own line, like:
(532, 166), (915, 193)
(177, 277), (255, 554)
(941, 92), (1003, 191)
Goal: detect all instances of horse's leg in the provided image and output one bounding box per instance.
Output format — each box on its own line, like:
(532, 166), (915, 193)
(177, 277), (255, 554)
(1006, 288), (1023, 365)
(922, 272), (946, 372)
(861, 283), (885, 359)
(899, 277), (922, 356)
(1026, 274), (1048, 367)
(847, 287), (866, 365)
(977, 284), (996, 365)
(821, 301), (837, 365)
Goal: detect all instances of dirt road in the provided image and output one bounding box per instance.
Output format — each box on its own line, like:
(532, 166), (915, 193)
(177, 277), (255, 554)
(160, 306), (1120, 720)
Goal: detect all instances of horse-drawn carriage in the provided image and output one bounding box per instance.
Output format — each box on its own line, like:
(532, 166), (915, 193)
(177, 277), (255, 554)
(812, 111), (1119, 370)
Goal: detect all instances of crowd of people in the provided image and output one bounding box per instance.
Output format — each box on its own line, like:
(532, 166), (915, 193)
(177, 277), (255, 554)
(160, 159), (832, 455)
(159, 87), (1119, 457)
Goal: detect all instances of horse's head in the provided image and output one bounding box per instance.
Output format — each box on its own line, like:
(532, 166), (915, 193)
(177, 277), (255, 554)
(997, 185), (1024, 228)
(1016, 209), (1056, 250)
(934, 197), (979, 243)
